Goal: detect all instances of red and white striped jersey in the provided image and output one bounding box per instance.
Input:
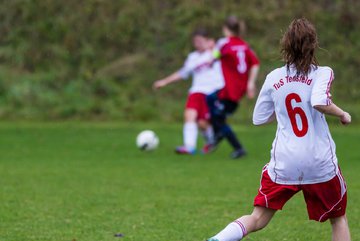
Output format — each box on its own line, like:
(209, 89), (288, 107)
(253, 65), (338, 185)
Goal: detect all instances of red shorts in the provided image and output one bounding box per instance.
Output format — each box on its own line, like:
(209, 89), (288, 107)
(254, 166), (347, 222)
(185, 93), (210, 121)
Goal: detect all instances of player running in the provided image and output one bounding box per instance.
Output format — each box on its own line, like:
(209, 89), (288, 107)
(206, 18), (351, 241)
(153, 29), (224, 154)
(203, 16), (260, 159)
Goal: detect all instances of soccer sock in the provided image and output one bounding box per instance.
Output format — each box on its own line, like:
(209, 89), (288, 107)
(210, 219), (247, 241)
(183, 122), (198, 150)
(202, 126), (215, 144)
(221, 124), (242, 150)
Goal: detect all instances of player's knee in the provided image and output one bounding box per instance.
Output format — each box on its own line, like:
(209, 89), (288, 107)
(249, 213), (263, 231)
(251, 210), (272, 231)
(184, 110), (197, 122)
(213, 115), (225, 124)
(185, 116), (197, 122)
(198, 120), (208, 130)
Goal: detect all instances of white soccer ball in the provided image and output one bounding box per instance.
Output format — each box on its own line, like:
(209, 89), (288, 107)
(136, 130), (159, 151)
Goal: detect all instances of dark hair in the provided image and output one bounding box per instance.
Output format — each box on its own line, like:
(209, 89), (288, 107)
(224, 15), (246, 36)
(281, 18), (319, 75)
(192, 28), (209, 38)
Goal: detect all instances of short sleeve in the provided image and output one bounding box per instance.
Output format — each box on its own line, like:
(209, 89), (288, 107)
(178, 55), (193, 79)
(246, 48), (260, 67)
(253, 76), (275, 125)
(216, 38), (229, 56)
(216, 38), (228, 51)
(311, 67), (334, 106)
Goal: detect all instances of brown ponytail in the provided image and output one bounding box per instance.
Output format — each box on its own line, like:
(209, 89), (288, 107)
(281, 18), (319, 75)
(224, 15), (246, 37)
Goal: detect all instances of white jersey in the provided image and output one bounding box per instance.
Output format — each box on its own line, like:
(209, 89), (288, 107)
(253, 65), (338, 185)
(178, 50), (224, 94)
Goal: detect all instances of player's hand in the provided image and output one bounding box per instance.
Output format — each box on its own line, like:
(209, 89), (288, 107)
(340, 112), (351, 125)
(153, 80), (167, 90)
(247, 82), (256, 99)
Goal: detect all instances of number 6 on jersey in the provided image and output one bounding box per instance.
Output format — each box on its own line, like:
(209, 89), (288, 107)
(285, 93), (309, 137)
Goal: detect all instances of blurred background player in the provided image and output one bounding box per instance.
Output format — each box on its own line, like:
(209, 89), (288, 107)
(207, 18), (351, 241)
(204, 16), (260, 159)
(153, 29), (224, 154)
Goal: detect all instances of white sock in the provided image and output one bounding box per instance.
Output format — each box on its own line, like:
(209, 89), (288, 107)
(183, 122), (198, 150)
(202, 126), (215, 144)
(210, 220), (247, 241)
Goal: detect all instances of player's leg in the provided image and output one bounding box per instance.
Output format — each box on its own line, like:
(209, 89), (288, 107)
(198, 119), (215, 145)
(203, 91), (224, 153)
(197, 94), (215, 145)
(219, 100), (246, 158)
(206, 94), (245, 157)
(208, 206), (276, 241)
(330, 215), (351, 241)
(206, 93), (238, 148)
(177, 93), (202, 154)
(238, 206), (276, 233)
(302, 171), (350, 240)
(208, 167), (298, 241)
(206, 91), (223, 138)
(176, 108), (198, 154)
(206, 94), (245, 158)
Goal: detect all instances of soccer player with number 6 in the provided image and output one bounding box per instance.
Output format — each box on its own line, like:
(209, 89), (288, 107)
(206, 18), (351, 241)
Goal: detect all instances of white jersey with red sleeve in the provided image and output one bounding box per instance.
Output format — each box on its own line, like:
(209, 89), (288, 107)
(178, 50), (224, 94)
(253, 65), (338, 185)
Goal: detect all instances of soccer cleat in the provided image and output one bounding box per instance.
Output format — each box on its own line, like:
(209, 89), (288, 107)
(202, 132), (224, 154)
(202, 143), (218, 154)
(230, 148), (247, 159)
(175, 146), (196, 155)
(206, 239), (219, 241)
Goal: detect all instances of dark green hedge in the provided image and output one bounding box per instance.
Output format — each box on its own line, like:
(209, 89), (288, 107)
(0, 0), (359, 121)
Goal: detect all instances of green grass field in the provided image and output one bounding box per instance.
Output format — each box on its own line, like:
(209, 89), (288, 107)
(0, 122), (359, 241)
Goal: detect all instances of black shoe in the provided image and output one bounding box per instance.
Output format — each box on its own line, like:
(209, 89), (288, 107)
(230, 148), (247, 159)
